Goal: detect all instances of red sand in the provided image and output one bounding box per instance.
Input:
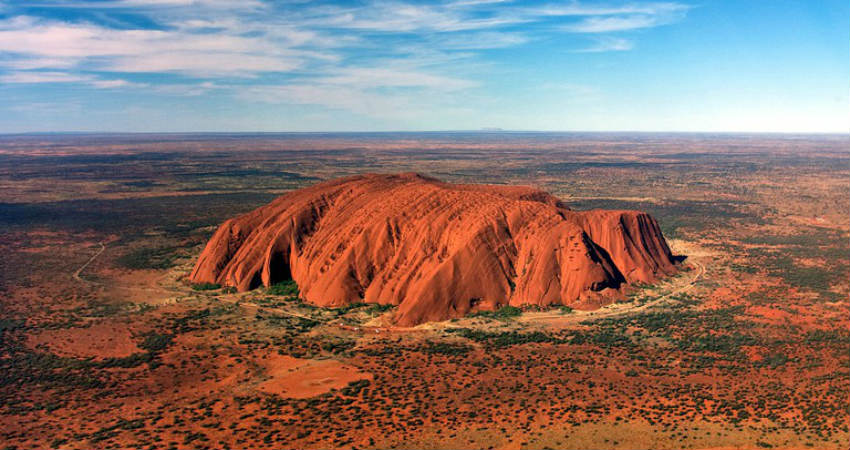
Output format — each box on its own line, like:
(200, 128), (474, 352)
(25, 322), (141, 360)
(256, 354), (372, 399)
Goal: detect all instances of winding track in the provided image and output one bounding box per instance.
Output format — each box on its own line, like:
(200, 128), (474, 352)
(72, 241), (182, 296)
(73, 241), (106, 284)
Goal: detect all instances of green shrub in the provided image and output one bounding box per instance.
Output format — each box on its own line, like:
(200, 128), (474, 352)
(422, 341), (472, 356)
(116, 246), (175, 270)
(447, 328), (564, 348)
(139, 333), (174, 353)
(267, 280), (299, 297)
(470, 305), (522, 320)
(191, 282), (220, 291)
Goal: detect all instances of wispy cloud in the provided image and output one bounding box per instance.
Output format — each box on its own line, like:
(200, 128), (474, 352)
(563, 14), (670, 33)
(318, 67), (476, 90)
(0, 1), (693, 120)
(0, 70), (92, 83)
(89, 78), (148, 89)
(0, 69), (145, 89)
(558, 2), (690, 33)
(537, 2), (689, 17)
(23, 0), (266, 10)
(575, 36), (635, 52)
(0, 15), (321, 76)
(298, 2), (527, 33)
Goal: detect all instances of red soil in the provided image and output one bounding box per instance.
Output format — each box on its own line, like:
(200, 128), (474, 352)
(256, 354), (371, 398)
(25, 322), (140, 360)
(190, 173), (676, 326)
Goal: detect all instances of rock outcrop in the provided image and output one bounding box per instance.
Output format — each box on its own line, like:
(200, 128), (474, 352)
(190, 173), (677, 326)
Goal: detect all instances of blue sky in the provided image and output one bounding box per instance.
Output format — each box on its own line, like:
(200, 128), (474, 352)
(0, 0), (846, 132)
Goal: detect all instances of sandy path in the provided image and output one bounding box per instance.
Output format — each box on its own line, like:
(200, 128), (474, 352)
(72, 241), (182, 298)
(72, 241), (106, 284)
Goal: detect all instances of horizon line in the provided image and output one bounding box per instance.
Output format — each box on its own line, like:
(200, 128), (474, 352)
(1, 130), (848, 136)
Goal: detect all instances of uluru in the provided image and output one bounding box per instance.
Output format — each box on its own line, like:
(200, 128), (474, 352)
(190, 173), (677, 326)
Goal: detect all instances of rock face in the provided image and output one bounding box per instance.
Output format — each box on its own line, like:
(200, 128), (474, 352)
(190, 173), (677, 326)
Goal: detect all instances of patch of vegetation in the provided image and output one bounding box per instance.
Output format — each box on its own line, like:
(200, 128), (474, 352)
(331, 302), (395, 316)
(264, 314), (320, 333)
(0, 318), (25, 333)
(138, 333), (174, 353)
(322, 341), (355, 355)
(569, 198), (754, 239)
(169, 306), (234, 333)
(447, 328), (565, 348)
(756, 353), (790, 369)
(675, 332), (756, 357)
(730, 263), (758, 274)
(191, 282), (221, 291)
(267, 279), (299, 297)
(115, 246), (176, 270)
(340, 379), (371, 397)
(421, 341), (473, 356)
(469, 305), (522, 320)
(744, 229), (849, 299)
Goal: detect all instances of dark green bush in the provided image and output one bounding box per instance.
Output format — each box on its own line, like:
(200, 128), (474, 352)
(116, 246), (175, 270)
(267, 280), (299, 297)
(139, 333), (174, 353)
(470, 305), (522, 320)
(190, 282), (220, 291)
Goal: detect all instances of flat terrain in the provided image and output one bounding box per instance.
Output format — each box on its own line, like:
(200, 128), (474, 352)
(1, 132), (848, 450)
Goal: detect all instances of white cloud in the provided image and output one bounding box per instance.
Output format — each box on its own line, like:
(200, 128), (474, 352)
(5, 56), (79, 69)
(318, 67), (476, 90)
(557, 3), (690, 33)
(446, 0), (513, 7)
(0, 16), (326, 76)
(431, 31), (528, 49)
(299, 2), (527, 33)
(108, 52), (301, 76)
(0, 70), (93, 83)
(151, 81), (220, 96)
(0, 70), (149, 90)
(26, 0), (265, 10)
(575, 36), (634, 52)
(89, 78), (148, 88)
(537, 2), (689, 17)
(0, 0), (693, 104)
(562, 15), (664, 33)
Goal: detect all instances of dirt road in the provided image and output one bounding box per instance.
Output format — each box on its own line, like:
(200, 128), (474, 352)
(73, 241), (106, 284)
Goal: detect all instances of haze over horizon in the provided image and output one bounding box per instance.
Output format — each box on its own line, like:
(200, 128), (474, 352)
(0, 0), (847, 133)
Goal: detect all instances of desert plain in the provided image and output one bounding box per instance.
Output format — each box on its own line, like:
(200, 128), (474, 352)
(0, 132), (847, 449)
